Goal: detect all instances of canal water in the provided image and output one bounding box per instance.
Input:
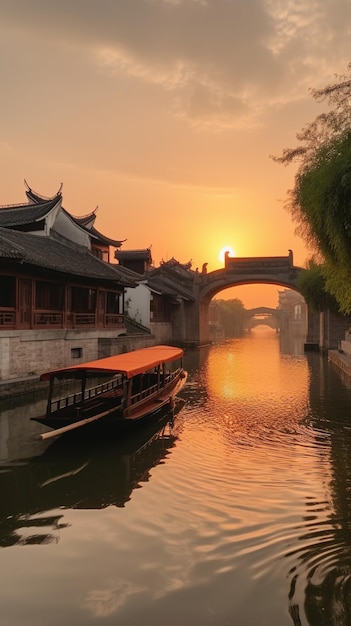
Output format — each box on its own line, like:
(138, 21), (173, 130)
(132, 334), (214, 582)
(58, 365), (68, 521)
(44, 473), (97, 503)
(1, 329), (351, 626)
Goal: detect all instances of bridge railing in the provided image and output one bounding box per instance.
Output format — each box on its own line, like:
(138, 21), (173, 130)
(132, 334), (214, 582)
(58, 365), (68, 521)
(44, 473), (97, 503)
(225, 253), (293, 273)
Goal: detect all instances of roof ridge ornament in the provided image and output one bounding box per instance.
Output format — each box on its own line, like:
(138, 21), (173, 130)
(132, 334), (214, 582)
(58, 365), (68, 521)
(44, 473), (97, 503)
(24, 179), (63, 200)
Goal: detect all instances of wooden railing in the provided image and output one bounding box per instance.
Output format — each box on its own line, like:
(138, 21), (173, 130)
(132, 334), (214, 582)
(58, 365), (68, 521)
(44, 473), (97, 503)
(52, 390), (83, 412)
(50, 376), (123, 414)
(83, 377), (122, 400)
(129, 368), (181, 407)
(105, 314), (124, 326)
(0, 310), (15, 326)
(130, 382), (159, 406)
(68, 313), (96, 327)
(49, 368), (182, 415)
(34, 312), (64, 326)
(10, 310), (126, 329)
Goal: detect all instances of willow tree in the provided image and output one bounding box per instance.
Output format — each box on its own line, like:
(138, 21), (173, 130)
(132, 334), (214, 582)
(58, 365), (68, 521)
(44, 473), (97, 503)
(273, 65), (351, 313)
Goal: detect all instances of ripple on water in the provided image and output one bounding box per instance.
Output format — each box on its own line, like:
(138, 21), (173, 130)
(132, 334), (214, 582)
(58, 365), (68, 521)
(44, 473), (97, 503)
(163, 339), (351, 619)
(4, 335), (351, 625)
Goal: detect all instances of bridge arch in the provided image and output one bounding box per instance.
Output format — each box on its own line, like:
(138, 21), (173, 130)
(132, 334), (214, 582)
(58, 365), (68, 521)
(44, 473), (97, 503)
(192, 254), (306, 345)
(199, 253), (304, 302)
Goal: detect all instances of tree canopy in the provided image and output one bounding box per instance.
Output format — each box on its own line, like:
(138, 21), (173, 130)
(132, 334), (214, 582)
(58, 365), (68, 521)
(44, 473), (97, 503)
(296, 259), (338, 312)
(210, 298), (246, 337)
(274, 65), (351, 313)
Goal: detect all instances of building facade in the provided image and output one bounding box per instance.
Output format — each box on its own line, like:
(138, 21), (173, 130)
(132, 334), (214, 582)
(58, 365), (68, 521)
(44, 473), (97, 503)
(0, 183), (139, 381)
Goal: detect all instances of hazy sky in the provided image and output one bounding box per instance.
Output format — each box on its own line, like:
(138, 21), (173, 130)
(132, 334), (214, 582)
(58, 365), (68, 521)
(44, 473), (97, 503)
(1, 0), (350, 307)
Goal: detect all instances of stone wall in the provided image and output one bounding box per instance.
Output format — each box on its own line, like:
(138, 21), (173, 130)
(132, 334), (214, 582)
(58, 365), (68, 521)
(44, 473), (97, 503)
(0, 329), (113, 381)
(98, 334), (156, 358)
(0, 331), (158, 399)
(0, 327), (150, 381)
(328, 349), (351, 383)
(0, 318), (181, 398)
(149, 321), (173, 344)
(321, 311), (351, 350)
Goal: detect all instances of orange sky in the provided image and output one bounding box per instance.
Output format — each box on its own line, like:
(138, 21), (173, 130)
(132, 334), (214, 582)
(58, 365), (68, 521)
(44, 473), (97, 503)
(0, 1), (350, 308)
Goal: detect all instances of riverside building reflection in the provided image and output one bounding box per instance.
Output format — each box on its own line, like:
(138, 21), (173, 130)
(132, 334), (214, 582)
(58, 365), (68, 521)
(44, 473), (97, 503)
(0, 413), (179, 547)
(2, 329), (351, 625)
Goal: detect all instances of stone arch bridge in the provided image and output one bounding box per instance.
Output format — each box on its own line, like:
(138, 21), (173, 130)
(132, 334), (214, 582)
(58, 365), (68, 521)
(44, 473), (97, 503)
(169, 251), (351, 350)
(246, 307), (281, 331)
(173, 252), (305, 346)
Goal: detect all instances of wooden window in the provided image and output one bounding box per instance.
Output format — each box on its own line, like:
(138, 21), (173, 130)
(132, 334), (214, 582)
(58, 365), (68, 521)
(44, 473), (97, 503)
(71, 287), (97, 313)
(106, 291), (121, 314)
(35, 281), (64, 310)
(0, 276), (16, 307)
(91, 246), (109, 262)
(150, 294), (171, 321)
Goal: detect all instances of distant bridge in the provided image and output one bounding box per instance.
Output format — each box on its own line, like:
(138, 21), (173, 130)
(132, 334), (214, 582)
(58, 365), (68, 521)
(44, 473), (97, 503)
(246, 307), (281, 331)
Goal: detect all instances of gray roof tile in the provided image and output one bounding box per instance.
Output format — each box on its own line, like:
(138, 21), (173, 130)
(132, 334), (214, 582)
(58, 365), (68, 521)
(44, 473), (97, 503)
(0, 196), (61, 227)
(0, 227), (138, 286)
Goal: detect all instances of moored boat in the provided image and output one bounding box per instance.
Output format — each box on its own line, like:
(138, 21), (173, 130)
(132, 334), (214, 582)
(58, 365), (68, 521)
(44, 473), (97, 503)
(32, 345), (187, 440)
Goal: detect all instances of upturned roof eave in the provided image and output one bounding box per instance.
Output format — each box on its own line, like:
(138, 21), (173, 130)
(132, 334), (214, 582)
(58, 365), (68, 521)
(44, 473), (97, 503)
(25, 182), (125, 248)
(0, 194), (62, 228)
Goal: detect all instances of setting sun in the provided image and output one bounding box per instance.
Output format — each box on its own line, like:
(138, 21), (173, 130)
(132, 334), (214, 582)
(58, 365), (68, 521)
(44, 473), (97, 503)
(219, 246), (236, 264)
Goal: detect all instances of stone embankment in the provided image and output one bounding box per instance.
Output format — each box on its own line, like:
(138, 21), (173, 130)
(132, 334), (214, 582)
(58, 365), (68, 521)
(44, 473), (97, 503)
(0, 333), (156, 401)
(0, 375), (47, 401)
(328, 338), (351, 380)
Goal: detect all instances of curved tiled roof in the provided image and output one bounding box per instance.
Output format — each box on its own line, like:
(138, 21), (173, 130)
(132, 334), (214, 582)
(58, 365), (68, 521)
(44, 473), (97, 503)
(0, 227), (137, 286)
(0, 195), (61, 227)
(89, 225), (126, 248)
(57, 206), (125, 247)
(25, 183), (125, 247)
(146, 274), (194, 301)
(74, 211), (97, 228)
(116, 248), (152, 261)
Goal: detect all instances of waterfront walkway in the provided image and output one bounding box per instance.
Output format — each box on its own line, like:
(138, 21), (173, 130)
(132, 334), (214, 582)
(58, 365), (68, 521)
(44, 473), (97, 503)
(329, 345), (351, 380)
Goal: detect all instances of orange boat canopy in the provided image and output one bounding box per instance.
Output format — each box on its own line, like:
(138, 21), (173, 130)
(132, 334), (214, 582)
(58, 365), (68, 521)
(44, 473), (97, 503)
(40, 345), (184, 381)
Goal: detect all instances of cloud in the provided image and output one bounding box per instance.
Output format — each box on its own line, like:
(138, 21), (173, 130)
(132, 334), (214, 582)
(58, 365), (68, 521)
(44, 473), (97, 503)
(1, 0), (350, 129)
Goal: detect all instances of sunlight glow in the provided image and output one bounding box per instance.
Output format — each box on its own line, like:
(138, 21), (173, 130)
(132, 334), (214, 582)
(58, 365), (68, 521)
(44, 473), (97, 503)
(219, 246), (236, 264)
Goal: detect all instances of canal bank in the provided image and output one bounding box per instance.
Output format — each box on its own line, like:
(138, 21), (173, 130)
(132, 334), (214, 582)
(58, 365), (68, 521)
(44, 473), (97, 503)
(328, 337), (351, 382)
(3, 331), (351, 402)
(0, 333), (157, 400)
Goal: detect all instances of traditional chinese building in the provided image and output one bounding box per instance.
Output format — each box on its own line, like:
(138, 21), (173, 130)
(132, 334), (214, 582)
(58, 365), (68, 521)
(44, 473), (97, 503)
(0, 183), (140, 382)
(116, 252), (195, 343)
(278, 288), (308, 335)
(115, 247), (153, 275)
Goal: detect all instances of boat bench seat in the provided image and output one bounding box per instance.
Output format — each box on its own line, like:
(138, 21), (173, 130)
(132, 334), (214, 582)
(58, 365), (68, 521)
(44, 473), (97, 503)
(102, 388), (124, 399)
(74, 398), (105, 418)
(74, 391), (123, 418)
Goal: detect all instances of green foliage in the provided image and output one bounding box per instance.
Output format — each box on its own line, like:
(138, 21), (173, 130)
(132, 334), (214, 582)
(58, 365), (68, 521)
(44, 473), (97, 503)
(296, 261), (338, 312)
(293, 132), (351, 266)
(323, 263), (351, 314)
(274, 64), (351, 312)
(210, 298), (246, 336)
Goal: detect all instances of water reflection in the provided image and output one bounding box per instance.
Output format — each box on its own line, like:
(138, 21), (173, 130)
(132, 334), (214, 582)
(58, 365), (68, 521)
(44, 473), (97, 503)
(286, 352), (351, 626)
(3, 331), (351, 625)
(0, 413), (179, 548)
(184, 333), (351, 626)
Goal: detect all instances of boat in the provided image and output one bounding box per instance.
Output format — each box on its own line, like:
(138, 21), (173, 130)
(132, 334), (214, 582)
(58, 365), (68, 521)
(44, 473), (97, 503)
(32, 345), (187, 440)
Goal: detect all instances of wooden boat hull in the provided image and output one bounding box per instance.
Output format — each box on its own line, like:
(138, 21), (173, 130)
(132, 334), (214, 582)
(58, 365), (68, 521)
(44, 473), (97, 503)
(33, 371), (187, 440)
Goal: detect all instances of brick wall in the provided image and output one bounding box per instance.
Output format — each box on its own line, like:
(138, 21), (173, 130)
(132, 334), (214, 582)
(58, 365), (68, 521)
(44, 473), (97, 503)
(0, 328), (125, 381)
